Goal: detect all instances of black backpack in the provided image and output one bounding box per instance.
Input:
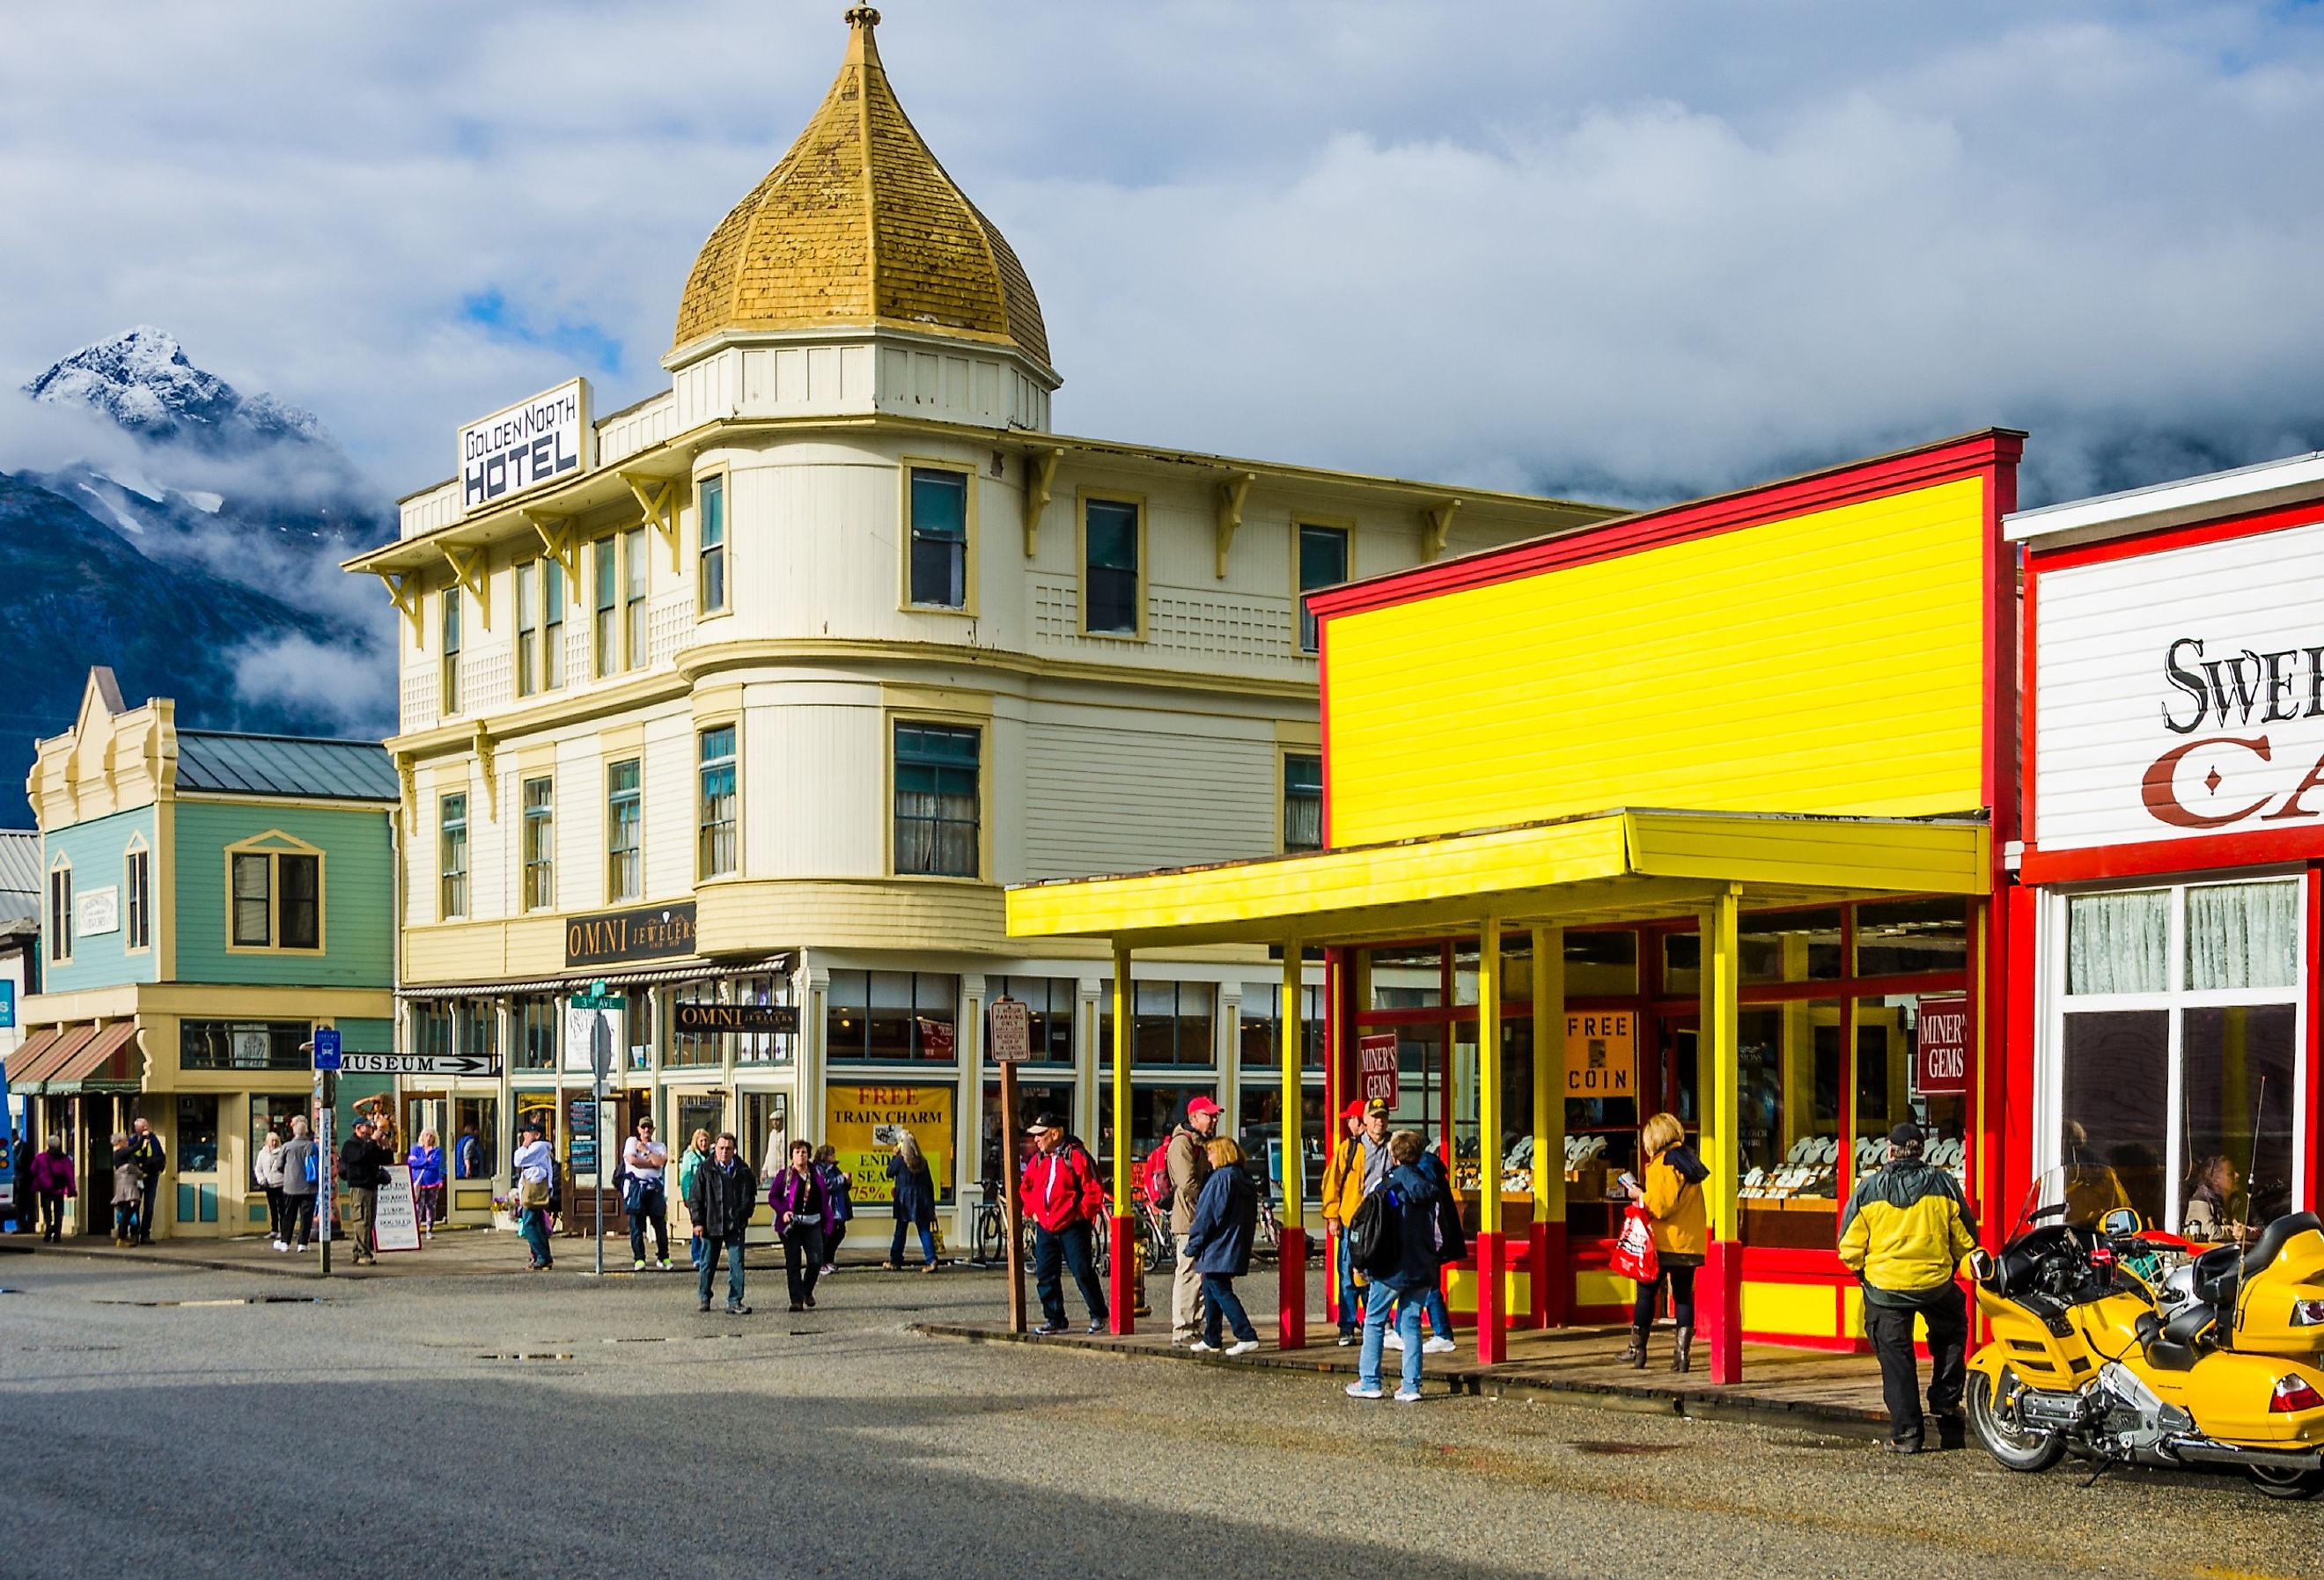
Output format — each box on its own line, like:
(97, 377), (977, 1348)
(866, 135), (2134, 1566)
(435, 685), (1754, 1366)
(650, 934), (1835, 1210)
(1346, 1187), (1397, 1275)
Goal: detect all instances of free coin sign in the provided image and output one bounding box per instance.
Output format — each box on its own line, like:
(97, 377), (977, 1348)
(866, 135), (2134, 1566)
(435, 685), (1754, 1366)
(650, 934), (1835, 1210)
(1564, 1011), (1636, 1097)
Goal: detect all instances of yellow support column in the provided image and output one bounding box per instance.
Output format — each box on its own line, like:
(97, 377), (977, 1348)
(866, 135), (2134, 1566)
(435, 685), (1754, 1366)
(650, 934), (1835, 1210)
(1476, 917), (1506, 1362)
(1707, 886), (1743, 1383)
(1280, 941), (1308, 1348)
(1532, 924), (1565, 1327)
(1110, 941), (1133, 1334)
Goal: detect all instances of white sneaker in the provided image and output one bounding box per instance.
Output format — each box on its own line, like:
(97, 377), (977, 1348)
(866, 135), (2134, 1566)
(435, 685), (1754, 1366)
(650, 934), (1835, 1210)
(633, 1259), (647, 1271)
(271, 1239), (288, 1253)
(1188, 1340), (1221, 1354)
(1423, 1336), (1457, 1355)
(1344, 1381), (1384, 1400)
(1384, 1331), (1404, 1350)
(1225, 1339), (1260, 1356)
(657, 1259), (673, 1271)
(1394, 1386), (1424, 1404)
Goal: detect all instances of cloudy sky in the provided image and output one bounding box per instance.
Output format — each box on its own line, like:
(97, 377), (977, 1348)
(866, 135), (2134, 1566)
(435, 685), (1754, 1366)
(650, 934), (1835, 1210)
(7, 0), (2324, 511)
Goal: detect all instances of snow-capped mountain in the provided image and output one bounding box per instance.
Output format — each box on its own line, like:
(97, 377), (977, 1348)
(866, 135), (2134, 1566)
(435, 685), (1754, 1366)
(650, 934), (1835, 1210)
(0, 329), (397, 825)
(25, 326), (326, 452)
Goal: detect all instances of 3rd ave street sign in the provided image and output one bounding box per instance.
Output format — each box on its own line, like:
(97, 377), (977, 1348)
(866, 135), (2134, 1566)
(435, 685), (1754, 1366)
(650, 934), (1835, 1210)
(338, 1053), (501, 1077)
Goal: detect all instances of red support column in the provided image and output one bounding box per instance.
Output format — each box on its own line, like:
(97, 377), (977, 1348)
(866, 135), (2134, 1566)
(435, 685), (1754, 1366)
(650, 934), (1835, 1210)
(1279, 1224), (1308, 1349)
(1474, 1230), (1505, 1363)
(1705, 1236), (1745, 1384)
(1109, 1214), (1135, 1334)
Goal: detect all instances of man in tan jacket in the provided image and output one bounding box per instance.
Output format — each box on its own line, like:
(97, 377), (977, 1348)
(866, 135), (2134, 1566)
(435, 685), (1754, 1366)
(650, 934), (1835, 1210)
(1320, 1099), (1389, 1345)
(1166, 1097), (1221, 1345)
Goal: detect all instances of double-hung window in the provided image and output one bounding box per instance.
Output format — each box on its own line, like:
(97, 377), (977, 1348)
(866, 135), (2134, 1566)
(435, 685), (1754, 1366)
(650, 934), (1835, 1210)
(438, 796), (468, 920)
(698, 726), (737, 878)
(624, 526), (648, 670)
(47, 861), (71, 964)
(542, 559), (567, 689)
(607, 759), (642, 902)
(698, 475), (727, 615)
(1283, 753), (1324, 852)
(594, 539), (619, 678)
(124, 845), (151, 951)
(440, 586), (463, 715)
(1083, 498), (1140, 636)
(894, 724), (979, 878)
(521, 776), (555, 911)
(1297, 524), (1350, 653)
(232, 847), (320, 949)
(515, 561), (538, 698)
(908, 467), (968, 609)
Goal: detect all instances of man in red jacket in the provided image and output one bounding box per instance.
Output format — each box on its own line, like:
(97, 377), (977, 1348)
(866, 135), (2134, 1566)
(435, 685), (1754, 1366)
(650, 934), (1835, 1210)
(1020, 1113), (1109, 1335)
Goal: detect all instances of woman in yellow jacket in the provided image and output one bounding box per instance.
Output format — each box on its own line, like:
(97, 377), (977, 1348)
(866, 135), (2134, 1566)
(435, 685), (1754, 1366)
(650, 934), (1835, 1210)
(1622, 1111), (1709, 1373)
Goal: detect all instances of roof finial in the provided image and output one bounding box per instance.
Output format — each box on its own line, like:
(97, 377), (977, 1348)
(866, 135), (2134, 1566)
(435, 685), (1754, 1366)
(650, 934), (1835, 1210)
(845, 6), (880, 27)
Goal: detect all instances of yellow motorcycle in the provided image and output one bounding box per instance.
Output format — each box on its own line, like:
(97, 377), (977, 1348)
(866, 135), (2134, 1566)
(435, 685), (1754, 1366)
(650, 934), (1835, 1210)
(1964, 1185), (2324, 1500)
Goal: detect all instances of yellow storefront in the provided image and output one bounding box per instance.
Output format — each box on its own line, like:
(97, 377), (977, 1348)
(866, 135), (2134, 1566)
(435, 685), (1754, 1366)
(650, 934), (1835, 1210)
(1005, 430), (2026, 1381)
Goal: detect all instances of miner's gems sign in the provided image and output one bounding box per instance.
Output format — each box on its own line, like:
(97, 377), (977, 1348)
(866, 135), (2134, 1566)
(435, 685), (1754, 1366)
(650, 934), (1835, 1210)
(458, 378), (591, 512)
(2034, 515), (2324, 852)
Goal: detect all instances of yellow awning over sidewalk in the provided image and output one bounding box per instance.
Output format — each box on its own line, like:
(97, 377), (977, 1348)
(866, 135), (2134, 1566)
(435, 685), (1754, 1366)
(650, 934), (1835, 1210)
(1005, 807), (1989, 947)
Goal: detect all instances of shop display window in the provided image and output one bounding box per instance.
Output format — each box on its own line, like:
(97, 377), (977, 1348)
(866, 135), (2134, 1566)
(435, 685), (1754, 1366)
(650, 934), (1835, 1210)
(732, 974), (794, 1066)
(180, 1020), (311, 1071)
(827, 971), (960, 1062)
(1094, 1083), (1213, 1170)
(513, 998), (556, 1072)
(175, 1096), (219, 1174)
(1564, 930), (1638, 996)
(452, 1096), (498, 1179)
(987, 976), (1075, 1065)
(1233, 1083), (1327, 1200)
(460, 1004), (496, 1061)
(670, 983), (721, 1068)
(1853, 997), (1970, 1192)
(740, 1091), (786, 1179)
(1097, 980), (1216, 1067)
(1662, 933), (1700, 998)
(2055, 878), (2304, 1234)
(673, 1094), (726, 1163)
(416, 1003), (454, 1060)
(1856, 898), (1968, 978)
(1739, 908), (1842, 985)
(981, 1080), (1073, 1184)
(1366, 944), (1443, 1010)
(1734, 1001), (1842, 1249)
(1238, 981), (1324, 1068)
(251, 1095), (305, 1182)
(1449, 1017), (1534, 1194)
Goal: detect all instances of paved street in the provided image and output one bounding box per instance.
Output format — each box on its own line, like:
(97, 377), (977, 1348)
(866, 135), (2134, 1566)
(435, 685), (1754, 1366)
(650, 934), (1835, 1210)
(0, 1247), (2313, 1580)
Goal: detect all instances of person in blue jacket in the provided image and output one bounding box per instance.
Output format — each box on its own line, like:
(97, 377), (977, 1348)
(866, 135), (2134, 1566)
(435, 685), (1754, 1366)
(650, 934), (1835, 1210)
(1347, 1130), (1445, 1404)
(1182, 1136), (1261, 1356)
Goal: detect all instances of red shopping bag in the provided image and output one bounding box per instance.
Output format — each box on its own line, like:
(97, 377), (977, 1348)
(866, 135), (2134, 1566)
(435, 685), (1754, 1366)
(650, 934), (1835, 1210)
(1609, 1202), (1660, 1284)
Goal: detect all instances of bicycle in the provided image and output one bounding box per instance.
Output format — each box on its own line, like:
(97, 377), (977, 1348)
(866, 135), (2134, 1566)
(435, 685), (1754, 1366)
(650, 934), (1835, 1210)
(972, 1176), (1113, 1275)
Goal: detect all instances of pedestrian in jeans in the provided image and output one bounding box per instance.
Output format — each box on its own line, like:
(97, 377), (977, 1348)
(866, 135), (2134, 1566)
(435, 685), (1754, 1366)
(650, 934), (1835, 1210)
(128, 1117), (166, 1243)
(1838, 1121), (1978, 1453)
(814, 1143), (853, 1273)
(770, 1140), (828, 1312)
(1348, 1129), (1444, 1404)
(108, 1133), (140, 1246)
(688, 1131), (757, 1314)
(278, 1117), (318, 1252)
(1385, 1141), (1461, 1357)
(253, 1130), (287, 1249)
(338, 1117), (393, 1267)
(1183, 1138), (1261, 1356)
(884, 1129), (939, 1272)
(1621, 1111), (1708, 1372)
(30, 1135), (75, 1243)
(678, 1128), (710, 1270)
(1019, 1113), (1108, 1335)
(512, 1120), (556, 1271)
(407, 1128), (446, 1239)
(1320, 1099), (1388, 1345)
(1164, 1097), (1221, 1347)
(622, 1117), (672, 1271)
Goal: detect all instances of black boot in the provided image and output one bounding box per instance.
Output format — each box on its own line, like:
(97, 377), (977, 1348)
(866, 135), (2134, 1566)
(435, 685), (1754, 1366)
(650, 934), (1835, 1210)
(1622, 1325), (1649, 1368)
(1671, 1326), (1694, 1374)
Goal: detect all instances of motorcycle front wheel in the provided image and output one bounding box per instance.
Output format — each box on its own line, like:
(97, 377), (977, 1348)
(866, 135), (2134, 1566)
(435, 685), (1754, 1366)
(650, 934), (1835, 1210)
(1967, 1370), (2065, 1472)
(2247, 1464), (2324, 1500)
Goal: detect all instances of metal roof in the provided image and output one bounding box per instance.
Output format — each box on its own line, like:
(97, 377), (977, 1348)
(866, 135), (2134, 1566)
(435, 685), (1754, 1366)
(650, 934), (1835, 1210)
(0, 830), (38, 899)
(174, 731), (398, 803)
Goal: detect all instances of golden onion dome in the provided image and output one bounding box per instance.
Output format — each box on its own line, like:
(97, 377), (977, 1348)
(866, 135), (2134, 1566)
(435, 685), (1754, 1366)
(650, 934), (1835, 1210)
(671, 7), (1053, 371)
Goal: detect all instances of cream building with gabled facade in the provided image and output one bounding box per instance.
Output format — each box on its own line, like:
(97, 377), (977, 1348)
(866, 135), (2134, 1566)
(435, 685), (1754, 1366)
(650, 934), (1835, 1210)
(347, 7), (1613, 1244)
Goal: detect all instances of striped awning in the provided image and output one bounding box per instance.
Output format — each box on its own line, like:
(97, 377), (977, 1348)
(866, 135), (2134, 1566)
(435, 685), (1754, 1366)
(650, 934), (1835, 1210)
(395, 954), (793, 1000)
(4, 1026), (61, 1084)
(46, 1022), (141, 1090)
(11, 1025), (94, 1087)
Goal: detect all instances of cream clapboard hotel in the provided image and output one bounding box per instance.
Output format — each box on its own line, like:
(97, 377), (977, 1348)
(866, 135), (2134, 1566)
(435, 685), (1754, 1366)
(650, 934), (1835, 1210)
(348, 8), (1612, 1240)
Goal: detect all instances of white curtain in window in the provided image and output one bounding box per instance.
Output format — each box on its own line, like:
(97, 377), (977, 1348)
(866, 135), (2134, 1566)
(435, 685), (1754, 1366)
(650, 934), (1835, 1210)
(2067, 889), (2169, 995)
(2186, 879), (2300, 991)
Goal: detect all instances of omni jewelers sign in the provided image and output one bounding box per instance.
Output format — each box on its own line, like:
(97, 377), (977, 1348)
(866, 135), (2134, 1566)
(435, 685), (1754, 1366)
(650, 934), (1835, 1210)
(458, 378), (591, 513)
(2034, 516), (2324, 851)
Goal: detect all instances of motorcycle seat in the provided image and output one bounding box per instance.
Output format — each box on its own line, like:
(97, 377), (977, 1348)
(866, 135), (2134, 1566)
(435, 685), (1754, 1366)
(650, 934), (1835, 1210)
(2136, 1301), (2219, 1372)
(2192, 1244), (2243, 1311)
(2243, 1210), (2321, 1279)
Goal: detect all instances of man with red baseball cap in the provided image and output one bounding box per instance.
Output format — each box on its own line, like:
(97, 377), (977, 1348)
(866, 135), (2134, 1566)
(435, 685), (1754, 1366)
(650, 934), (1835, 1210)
(1163, 1095), (1224, 1345)
(1321, 1097), (1390, 1343)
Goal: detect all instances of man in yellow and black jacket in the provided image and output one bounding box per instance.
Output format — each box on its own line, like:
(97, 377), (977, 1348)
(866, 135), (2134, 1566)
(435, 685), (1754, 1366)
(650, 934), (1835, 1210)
(1838, 1121), (1979, 1454)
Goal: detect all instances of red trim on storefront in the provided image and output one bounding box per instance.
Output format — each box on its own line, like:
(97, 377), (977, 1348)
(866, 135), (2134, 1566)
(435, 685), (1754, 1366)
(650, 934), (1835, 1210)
(2307, 868), (2322, 1216)
(2027, 493), (2324, 573)
(1317, 616), (1333, 848)
(1308, 430), (2027, 621)
(2020, 829), (2324, 885)
(2000, 882), (2039, 1240)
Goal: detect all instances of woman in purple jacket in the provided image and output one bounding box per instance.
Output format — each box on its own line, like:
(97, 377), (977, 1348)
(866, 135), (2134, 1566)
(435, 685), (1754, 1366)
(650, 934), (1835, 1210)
(30, 1136), (75, 1243)
(769, 1141), (830, 1312)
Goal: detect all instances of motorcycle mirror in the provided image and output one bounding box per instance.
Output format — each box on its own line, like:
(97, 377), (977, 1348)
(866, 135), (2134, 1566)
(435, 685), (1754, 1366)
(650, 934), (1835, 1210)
(1967, 1248), (1997, 1288)
(2098, 1206), (2144, 1238)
